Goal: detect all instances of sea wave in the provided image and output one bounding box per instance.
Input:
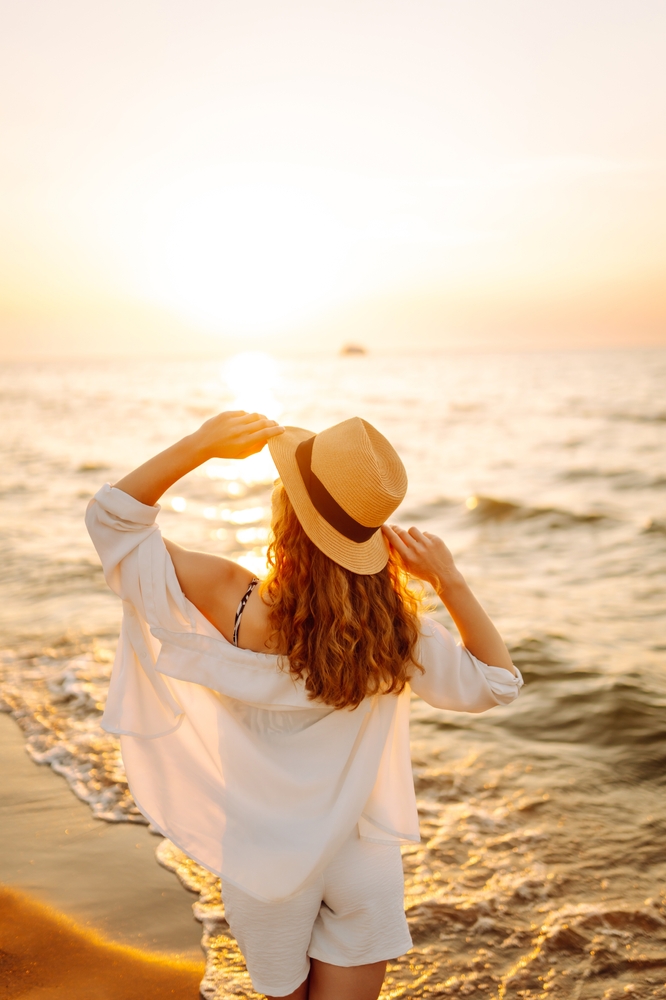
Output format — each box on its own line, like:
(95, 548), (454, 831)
(508, 635), (579, 683)
(609, 410), (666, 424)
(644, 517), (666, 535)
(0, 643), (140, 823)
(401, 495), (610, 527)
(501, 675), (666, 760)
(568, 406), (666, 425)
(560, 467), (666, 490)
(76, 462), (111, 473)
(398, 497), (459, 521)
(464, 494), (609, 527)
(1, 557), (104, 599)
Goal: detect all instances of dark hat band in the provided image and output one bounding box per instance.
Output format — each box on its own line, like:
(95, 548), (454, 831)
(295, 435), (381, 544)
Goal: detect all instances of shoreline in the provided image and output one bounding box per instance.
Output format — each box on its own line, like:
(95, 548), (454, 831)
(0, 886), (204, 999)
(0, 712), (205, 962)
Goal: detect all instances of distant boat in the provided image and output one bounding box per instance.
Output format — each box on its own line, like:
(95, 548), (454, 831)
(340, 343), (367, 356)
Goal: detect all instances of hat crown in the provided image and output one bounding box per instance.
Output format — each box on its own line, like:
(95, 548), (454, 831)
(310, 417), (407, 528)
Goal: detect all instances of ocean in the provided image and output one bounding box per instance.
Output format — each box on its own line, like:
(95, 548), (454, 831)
(1, 348), (665, 999)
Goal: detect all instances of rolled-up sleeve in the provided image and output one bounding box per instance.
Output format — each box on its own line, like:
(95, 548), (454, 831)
(85, 484), (190, 630)
(86, 485), (159, 606)
(85, 485), (188, 737)
(410, 617), (523, 712)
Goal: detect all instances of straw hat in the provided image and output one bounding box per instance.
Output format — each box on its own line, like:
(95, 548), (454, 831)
(268, 417), (407, 574)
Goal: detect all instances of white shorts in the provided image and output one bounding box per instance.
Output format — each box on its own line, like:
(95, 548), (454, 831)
(222, 829), (412, 997)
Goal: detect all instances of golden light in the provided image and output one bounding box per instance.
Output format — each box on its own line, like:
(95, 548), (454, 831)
(222, 351), (283, 418)
(201, 464), (245, 486)
(237, 552), (270, 578)
(236, 527), (270, 545)
(135, 176), (349, 334)
(221, 506), (266, 525)
(196, 352), (280, 492)
(2, 6), (665, 355)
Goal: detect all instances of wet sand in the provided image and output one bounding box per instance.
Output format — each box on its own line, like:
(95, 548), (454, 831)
(0, 712), (204, 980)
(0, 887), (203, 999)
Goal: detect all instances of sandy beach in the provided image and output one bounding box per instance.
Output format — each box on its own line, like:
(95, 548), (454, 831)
(0, 888), (204, 999)
(0, 713), (205, 997)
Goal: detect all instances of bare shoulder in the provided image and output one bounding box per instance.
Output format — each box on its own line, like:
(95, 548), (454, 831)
(164, 538), (246, 589)
(163, 538), (254, 640)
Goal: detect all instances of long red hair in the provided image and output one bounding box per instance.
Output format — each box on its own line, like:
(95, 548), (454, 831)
(261, 483), (423, 709)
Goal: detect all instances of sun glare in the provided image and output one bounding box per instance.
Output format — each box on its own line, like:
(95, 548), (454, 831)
(197, 354), (280, 490)
(136, 177), (348, 334)
(236, 552), (270, 578)
(223, 352), (283, 418)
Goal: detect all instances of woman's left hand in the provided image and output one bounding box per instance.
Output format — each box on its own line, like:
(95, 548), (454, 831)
(194, 411), (284, 461)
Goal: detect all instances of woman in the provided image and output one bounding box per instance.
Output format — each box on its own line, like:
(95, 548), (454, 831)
(86, 410), (522, 1000)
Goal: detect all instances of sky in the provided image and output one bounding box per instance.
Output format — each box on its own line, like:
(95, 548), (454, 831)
(1, 0), (665, 357)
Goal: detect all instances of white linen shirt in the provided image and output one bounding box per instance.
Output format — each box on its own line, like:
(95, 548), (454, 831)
(86, 485), (523, 902)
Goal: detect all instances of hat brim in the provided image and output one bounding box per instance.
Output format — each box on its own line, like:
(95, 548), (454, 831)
(268, 426), (390, 575)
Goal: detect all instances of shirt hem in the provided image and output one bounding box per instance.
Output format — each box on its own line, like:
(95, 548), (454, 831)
(128, 788), (331, 903)
(360, 812), (421, 843)
(101, 715), (184, 740)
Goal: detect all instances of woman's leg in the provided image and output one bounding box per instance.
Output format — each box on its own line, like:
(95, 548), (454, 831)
(308, 958), (387, 1000)
(264, 974), (310, 1000)
(264, 957), (387, 1000)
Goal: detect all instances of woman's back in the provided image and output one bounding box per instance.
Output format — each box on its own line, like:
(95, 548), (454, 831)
(163, 538), (280, 653)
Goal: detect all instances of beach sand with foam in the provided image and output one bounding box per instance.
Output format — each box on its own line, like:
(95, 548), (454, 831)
(0, 713), (204, 997)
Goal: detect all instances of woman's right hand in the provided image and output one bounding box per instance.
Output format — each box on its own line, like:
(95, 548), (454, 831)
(383, 523), (516, 674)
(382, 524), (463, 593)
(193, 411), (284, 461)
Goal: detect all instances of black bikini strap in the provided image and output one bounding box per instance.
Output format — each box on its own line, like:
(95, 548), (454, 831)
(233, 577), (259, 647)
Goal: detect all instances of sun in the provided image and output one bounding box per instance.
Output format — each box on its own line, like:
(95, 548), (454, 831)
(135, 174), (349, 335)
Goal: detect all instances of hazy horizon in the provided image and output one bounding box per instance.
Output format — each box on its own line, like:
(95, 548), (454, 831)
(2, 1), (665, 358)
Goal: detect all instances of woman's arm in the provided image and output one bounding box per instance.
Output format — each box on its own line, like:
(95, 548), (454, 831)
(382, 524), (517, 676)
(114, 411), (284, 506)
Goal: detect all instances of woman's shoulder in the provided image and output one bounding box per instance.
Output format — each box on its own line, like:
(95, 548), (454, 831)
(164, 539), (251, 587)
(164, 540), (257, 643)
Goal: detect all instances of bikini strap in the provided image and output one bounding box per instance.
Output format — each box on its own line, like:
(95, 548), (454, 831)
(232, 577), (259, 647)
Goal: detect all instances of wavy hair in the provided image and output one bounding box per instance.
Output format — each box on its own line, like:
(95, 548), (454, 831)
(261, 483), (424, 709)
